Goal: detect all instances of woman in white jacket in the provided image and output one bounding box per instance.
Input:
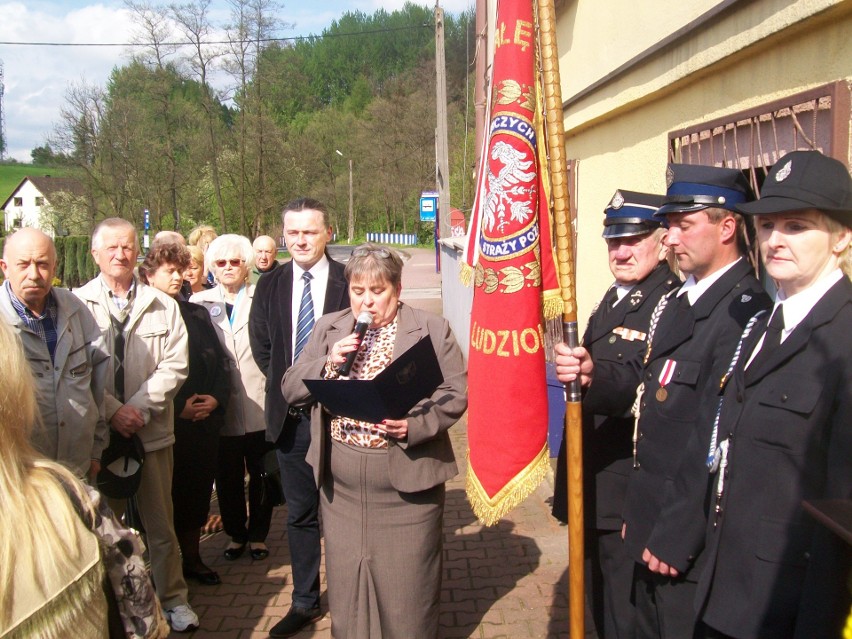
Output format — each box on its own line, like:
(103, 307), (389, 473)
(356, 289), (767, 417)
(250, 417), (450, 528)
(190, 234), (272, 562)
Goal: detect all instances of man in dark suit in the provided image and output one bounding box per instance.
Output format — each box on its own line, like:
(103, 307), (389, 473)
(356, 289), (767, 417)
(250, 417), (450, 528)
(622, 165), (771, 638)
(249, 197), (349, 637)
(553, 189), (678, 638)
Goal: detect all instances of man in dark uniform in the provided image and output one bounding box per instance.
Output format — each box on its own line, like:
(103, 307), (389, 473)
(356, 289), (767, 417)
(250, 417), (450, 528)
(623, 165), (771, 638)
(557, 166), (772, 638)
(249, 198), (349, 637)
(554, 190), (678, 638)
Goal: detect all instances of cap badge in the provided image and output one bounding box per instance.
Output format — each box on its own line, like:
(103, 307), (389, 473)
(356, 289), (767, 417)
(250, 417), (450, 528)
(775, 159), (792, 182)
(611, 191), (625, 209)
(666, 165), (675, 188)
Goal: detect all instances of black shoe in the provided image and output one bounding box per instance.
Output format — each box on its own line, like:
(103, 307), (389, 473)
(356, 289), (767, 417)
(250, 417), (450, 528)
(250, 544), (269, 561)
(223, 542), (246, 560)
(269, 606), (322, 638)
(183, 564), (222, 586)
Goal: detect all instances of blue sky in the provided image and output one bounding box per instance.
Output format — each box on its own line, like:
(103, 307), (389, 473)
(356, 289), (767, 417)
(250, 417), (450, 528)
(0, 0), (472, 162)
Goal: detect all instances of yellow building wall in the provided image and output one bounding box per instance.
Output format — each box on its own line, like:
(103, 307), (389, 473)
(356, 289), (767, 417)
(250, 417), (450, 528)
(557, 0), (852, 326)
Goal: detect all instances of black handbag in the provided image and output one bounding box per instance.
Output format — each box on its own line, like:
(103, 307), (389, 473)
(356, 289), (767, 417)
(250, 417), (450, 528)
(259, 450), (286, 507)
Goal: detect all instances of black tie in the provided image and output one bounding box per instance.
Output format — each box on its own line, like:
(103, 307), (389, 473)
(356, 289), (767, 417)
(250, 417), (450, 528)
(758, 307), (784, 358)
(111, 314), (129, 402)
(600, 287), (619, 318)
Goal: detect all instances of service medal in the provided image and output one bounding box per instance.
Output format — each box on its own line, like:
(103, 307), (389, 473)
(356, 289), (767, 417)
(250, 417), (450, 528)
(656, 387), (668, 402)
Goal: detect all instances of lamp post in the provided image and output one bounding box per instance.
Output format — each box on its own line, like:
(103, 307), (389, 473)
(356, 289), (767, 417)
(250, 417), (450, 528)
(335, 149), (354, 244)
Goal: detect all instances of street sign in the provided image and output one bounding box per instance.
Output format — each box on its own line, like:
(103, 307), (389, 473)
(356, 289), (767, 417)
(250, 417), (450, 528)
(420, 191), (438, 222)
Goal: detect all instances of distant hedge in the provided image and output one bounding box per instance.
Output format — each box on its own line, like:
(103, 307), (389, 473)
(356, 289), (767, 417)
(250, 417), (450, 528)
(55, 235), (97, 288)
(0, 234), (98, 288)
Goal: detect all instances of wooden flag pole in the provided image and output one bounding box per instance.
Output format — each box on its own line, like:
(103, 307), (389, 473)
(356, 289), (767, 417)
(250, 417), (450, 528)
(536, 0), (585, 637)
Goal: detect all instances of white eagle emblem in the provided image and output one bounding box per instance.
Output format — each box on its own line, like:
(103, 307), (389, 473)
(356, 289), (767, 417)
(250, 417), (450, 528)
(483, 141), (537, 233)
(775, 160), (792, 182)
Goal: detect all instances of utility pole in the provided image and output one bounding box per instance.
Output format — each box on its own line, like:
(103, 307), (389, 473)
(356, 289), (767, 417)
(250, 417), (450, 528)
(347, 158), (354, 243)
(474, 0), (488, 160)
(0, 59), (6, 160)
(434, 5), (451, 241)
(336, 149), (355, 243)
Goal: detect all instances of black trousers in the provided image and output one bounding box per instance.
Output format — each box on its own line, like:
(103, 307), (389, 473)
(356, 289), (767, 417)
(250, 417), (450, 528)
(588, 530), (636, 639)
(216, 430), (273, 544)
(633, 563), (701, 639)
(276, 413), (321, 610)
(172, 415), (221, 531)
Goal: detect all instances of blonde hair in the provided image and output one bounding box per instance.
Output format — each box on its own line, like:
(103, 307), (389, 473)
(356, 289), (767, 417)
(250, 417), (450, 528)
(187, 225), (218, 251)
(0, 322), (97, 627)
(822, 213), (852, 278)
(187, 244), (204, 268)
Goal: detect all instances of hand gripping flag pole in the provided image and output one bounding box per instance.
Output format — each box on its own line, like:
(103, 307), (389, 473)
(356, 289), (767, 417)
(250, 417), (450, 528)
(537, 0), (585, 636)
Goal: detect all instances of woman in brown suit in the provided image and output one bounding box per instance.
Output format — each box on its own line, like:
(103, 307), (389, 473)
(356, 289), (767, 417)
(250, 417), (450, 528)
(283, 244), (467, 639)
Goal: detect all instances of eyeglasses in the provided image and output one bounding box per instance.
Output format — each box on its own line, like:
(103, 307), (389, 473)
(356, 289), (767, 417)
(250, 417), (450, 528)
(214, 258), (245, 268)
(351, 246), (391, 258)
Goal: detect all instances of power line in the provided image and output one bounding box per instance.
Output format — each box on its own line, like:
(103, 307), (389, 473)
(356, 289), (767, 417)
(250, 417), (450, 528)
(0, 23), (430, 48)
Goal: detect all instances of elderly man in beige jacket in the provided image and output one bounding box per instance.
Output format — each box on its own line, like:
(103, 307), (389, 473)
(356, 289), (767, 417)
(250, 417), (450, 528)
(76, 217), (197, 633)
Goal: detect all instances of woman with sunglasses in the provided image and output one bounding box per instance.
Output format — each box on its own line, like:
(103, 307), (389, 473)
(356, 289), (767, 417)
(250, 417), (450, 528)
(283, 243), (468, 639)
(190, 235), (273, 562)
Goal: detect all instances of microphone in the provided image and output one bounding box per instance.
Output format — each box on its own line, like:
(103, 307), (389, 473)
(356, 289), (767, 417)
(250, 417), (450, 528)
(338, 311), (374, 376)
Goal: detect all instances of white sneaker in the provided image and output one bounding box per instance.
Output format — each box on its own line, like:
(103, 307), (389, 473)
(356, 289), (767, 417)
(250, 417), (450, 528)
(166, 603), (199, 632)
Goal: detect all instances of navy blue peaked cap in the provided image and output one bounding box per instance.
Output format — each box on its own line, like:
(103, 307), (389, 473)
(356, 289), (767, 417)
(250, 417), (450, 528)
(655, 163), (754, 217)
(602, 190), (667, 239)
(737, 150), (852, 227)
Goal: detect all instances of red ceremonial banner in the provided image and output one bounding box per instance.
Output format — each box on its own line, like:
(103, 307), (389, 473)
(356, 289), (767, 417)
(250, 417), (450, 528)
(463, 0), (560, 525)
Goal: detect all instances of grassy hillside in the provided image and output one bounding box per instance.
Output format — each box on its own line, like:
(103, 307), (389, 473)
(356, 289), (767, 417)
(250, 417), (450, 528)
(0, 163), (72, 203)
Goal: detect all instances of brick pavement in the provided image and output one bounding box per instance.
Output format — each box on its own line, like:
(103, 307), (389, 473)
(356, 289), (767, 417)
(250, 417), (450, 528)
(179, 248), (572, 638)
(185, 414), (570, 639)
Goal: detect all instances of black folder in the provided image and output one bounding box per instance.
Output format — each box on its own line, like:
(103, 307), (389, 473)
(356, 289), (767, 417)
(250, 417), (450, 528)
(303, 337), (444, 423)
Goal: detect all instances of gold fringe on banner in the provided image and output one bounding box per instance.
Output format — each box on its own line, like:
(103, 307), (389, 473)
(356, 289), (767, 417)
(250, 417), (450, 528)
(542, 290), (563, 320)
(459, 262), (474, 287)
(465, 445), (551, 526)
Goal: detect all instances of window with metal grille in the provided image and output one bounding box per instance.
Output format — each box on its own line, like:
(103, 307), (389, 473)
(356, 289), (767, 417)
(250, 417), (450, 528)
(667, 82), (851, 292)
(668, 81), (850, 195)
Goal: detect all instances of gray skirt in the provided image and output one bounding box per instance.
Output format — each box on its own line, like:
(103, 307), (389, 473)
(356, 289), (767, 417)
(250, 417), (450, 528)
(322, 439), (445, 639)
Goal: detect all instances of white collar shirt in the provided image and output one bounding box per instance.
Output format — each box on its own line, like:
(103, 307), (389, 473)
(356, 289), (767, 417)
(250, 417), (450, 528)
(678, 257), (742, 306)
(745, 268), (843, 368)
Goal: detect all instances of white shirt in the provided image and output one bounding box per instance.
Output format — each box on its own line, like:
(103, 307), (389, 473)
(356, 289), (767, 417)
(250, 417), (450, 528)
(612, 283), (635, 304)
(745, 268), (844, 368)
(291, 255), (330, 356)
(678, 258), (742, 306)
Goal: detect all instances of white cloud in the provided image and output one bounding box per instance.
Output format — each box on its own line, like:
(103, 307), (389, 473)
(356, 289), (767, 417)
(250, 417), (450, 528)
(0, 2), (135, 161)
(0, 0), (475, 163)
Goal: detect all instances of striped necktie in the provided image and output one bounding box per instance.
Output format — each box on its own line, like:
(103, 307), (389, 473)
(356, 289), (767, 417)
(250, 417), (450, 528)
(294, 272), (315, 361)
